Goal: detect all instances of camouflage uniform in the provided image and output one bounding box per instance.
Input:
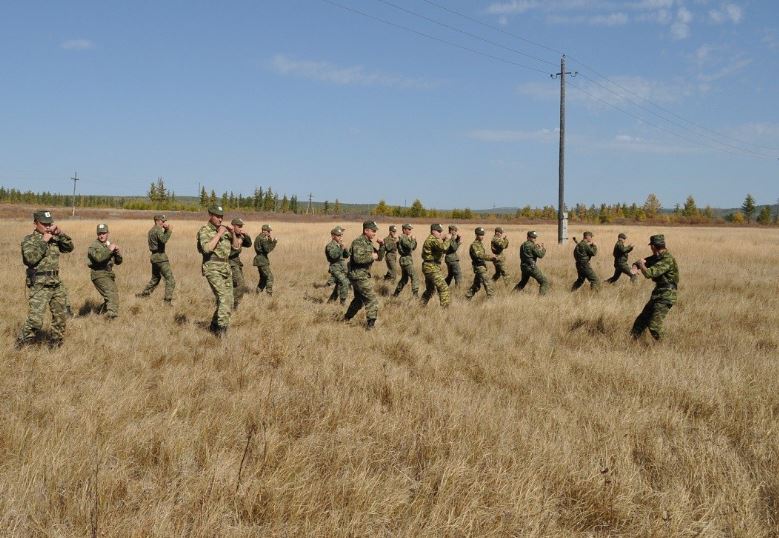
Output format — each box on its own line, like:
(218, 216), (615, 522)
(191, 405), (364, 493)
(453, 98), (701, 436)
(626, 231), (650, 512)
(444, 230), (462, 287)
(345, 232), (379, 325)
(198, 221), (234, 331)
(465, 233), (494, 299)
(229, 224), (252, 308)
(606, 239), (637, 284)
(253, 230), (277, 295)
(139, 223), (175, 301)
(18, 225), (74, 346)
(380, 231), (399, 281)
(571, 239), (600, 291)
(491, 233), (510, 282)
(87, 234), (123, 318)
(515, 239), (549, 295)
(326, 236), (350, 304)
(420, 230), (451, 307)
(393, 232), (419, 296)
(631, 246), (679, 341)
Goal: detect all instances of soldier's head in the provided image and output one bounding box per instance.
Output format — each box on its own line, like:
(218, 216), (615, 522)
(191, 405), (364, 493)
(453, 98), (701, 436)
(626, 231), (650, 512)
(207, 205), (224, 226)
(648, 234), (666, 254)
(362, 220), (378, 240)
(389, 224), (398, 237)
(494, 226), (504, 237)
(261, 224), (272, 236)
(231, 218), (244, 233)
(401, 223), (413, 236)
(153, 214), (167, 225)
(618, 232), (627, 241)
(475, 226), (486, 240)
(448, 225), (458, 234)
(96, 223), (109, 242)
(33, 209), (54, 233)
(583, 231), (594, 241)
(527, 230), (538, 243)
(430, 223), (443, 238)
(331, 226), (345, 239)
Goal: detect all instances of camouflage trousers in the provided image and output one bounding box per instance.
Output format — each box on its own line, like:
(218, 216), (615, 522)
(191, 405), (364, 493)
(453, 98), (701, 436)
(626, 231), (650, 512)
(19, 282), (68, 344)
(230, 264), (249, 308)
(394, 261), (418, 296)
(465, 265), (494, 299)
(91, 270), (119, 318)
(346, 274), (378, 321)
(204, 262), (233, 329)
(421, 263), (450, 307)
(328, 264), (350, 304)
(445, 260), (462, 287)
(141, 260), (175, 301)
(515, 264), (550, 295)
(492, 257), (510, 283)
(256, 264), (273, 295)
(631, 297), (674, 340)
(572, 263), (601, 291)
(384, 253), (399, 281)
(607, 263), (637, 284)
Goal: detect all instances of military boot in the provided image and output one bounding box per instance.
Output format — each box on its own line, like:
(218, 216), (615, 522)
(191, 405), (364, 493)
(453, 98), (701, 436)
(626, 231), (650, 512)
(366, 319), (376, 330)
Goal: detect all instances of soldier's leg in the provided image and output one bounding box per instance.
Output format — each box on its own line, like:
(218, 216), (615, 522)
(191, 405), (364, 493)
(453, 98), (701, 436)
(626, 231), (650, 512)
(445, 262), (454, 286)
(571, 267), (587, 291)
(256, 266), (266, 292)
(93, 274), (119, 318)
(465, 269), (481, 299)
(345, 279), (366, 320)
(606, 267), (622, 284)
(141, 262), (162, 295)
(433, 268), (450, 307)
(619, 263), (638, 283)
(362, 280), (379, 325)
(335, 270), (350, 304)
(159, 262), (175, 301)
(648, 301), (673, 340)
(232, 266), (247, 308)
(421, 269), (435, 304)
(206, 266), (233, 329)
(49, 284), (68, 344)
(383, 257), (394, 280)
(394, 265), (409, 295)
(327, 269), (339, 303)
(532, 267), (550, 295)
(264, 266), (274, 295)
(452, 262), (462, 287)
(482, 268), (495, 298)
(18, 285), (52, 344)
(515, 268), (531, 291)
(409, 266), (419, 295)
(585, 265), (601, 290)
(630, 300), (654, 338)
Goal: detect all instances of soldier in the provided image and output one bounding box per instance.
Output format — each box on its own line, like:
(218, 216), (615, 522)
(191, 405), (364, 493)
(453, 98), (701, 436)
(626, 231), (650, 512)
(197, 205), (241, 336)
(444, 224), (462, 287)
(380, 225), (400, 281)
(137, 214), (175, 303)
(631, 234), (679, 341)
(344, 220), (384, 329)
(421, 224), (452, 307)
(393, 224), (419, 297)
(514, 230), (549, 295)
(571, 231), (601, 292)
(464, 227), (496, 300)
(253, 224), (277, 296)
(326, 226), (350, 305)
(228, 218), (253, 309)
(491, 227), (510, 283)
(606, 233), (637, 284)
(17, 210), (74, 348)
(87, 223), (123, 319)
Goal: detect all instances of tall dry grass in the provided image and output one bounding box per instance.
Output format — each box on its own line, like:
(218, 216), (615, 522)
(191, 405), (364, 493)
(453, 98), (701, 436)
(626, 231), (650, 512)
(1, 215), (778, 536)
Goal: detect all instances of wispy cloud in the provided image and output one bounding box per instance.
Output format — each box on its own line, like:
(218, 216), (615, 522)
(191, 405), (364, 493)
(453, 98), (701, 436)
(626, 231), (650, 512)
(709, 3), (743, 24)
(468, 128), (559, 142)
(60, 39), (93, 50)
(761, 29), (779, 51)
(547, 12), (630, 26)
(270, 54), (436, 89)
(517, 75), (691, 106)
(689, 44), (751, 85)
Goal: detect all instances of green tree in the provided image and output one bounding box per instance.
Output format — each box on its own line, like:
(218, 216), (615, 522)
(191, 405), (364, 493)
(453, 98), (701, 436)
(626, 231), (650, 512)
(757, 205), (772, 225)
(200, 186), (208, 207)
(742, 194), (756, 223)
(373, 199), (391, 216)
(323, 200), (330, 215)
(682, 195), (698, 217)
(209, 190), (217, 206)
(643, 193), (662, 219)
(334, 199), (341, 215)
(409, 199), (425, 218)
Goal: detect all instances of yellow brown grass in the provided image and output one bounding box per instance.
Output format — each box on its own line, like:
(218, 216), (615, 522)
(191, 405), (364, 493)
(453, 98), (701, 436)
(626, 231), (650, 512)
(1, 216), (778, 536)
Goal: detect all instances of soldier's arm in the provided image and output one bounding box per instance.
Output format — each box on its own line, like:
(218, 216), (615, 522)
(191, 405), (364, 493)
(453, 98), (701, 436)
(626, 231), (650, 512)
(254, 236), (263, 254)
(351, 242), (374, 264)
(159, 228), (172, 243)
(625, 244), (634, 254)
(88, 243), (112, 263)
(21, 236), (49, 266)
(535, 245), (546, 258)
(199, 228), (216, 254)
(589, 243), (598, 256)
(642, 256), (671, 278)
(57, 233), (75, 253)
(113, 250), (123, 265)
(241, 234), (252, 248)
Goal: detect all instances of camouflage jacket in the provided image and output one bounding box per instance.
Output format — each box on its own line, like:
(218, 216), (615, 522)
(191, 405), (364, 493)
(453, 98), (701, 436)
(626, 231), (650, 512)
(253, 234), (277, 267)
(87, 239), (123, 272)
(574, 240), (597, 265)
(348, 234), (377, 279)
(397, 235), (417, 266)
(421, 234), (451, 265)
(612, 240), (633, 266)
(325, 239), (350, 267)
(229, 234), (252, 267)
(469, 239), (492, 267)
(148, 225), (172, 263)
(491, 236), (509, 259)
(380, 235), (398, 258)
(519, 240), (545, 268)
(21, 230), (74, 286)
(643, 251), (679, 303)
(445, 235), (461, 263)
(198, 222), (233, 264)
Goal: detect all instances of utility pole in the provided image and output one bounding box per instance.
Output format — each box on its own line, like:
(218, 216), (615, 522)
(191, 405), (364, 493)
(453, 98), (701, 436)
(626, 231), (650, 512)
(551, 55), (577, 244)
(70, 171), (79, 217)
(306, 193), (313, 215)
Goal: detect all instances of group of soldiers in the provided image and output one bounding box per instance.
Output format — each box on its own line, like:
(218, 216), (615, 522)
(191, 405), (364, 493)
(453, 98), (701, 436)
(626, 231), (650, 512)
(17, 208), (679, 347)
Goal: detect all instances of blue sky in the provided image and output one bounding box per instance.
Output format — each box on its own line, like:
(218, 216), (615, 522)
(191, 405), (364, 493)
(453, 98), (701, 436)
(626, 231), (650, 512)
(0, 0), (777, 209)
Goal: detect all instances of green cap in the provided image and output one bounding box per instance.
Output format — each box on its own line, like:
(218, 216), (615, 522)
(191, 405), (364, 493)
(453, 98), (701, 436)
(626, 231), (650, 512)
(402, 223), (413, 230)
(449, 224), (458, 231)
(331, 226), (344, 236)
(261, 224), (272, 232)
(475, 226), (486, 236)
(207, 205), (224, 217)
(618, 233), (627, 240)
(430, 223), (443, 232)
(96, 223), (109, 234)
(154, 214), (167, 221)
(231, 218), (244, 226)
(495, 226), (504, 233)
(649, 234), (665, 247)
(389, 225), (397, 232)
(527, 230), (538, 238)
(362, 220), (378, 231)
(33, 210), (54, 224)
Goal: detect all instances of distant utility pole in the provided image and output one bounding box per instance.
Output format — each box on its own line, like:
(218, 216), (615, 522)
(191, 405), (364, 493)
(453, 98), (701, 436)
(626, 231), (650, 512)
(306, 193), (313, 215)
(70, 171), (79, 217)
(551, 55), (577, 245)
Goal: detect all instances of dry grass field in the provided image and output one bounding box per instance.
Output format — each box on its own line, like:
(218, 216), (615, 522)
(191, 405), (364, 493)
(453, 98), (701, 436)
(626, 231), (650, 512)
(1, 214), (778, 536)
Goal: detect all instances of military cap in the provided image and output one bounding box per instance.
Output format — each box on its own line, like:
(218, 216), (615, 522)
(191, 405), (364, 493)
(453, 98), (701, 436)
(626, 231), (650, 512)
(231, 218), (244, 226)
(583, 230), (594, 238)
(448, 224), (458, 231)
(389, 225), (397, 232)
(207, 205), (224, 217)
(96, 223), (109, 234)
(618, 233), (627, 240)
(153, 214), (167, 221)
(527, 230), (538, 238)
(402, 223), (413, 230)
(362, 220), (378, 231)
(33, 210), (54, 224)
(475, 226), (486, 236)
(495, 226), (504, 233)
(261, 224), (272, 232)
(649, 234), (665, 247)
(331, 226), (344, 236)
(430, 223), (443, 232)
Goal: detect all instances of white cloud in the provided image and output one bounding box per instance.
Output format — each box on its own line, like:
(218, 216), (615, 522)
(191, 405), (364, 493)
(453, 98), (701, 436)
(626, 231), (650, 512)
(270, 54), (435, 89)
(517, 75), (691, 106)
(670, 7), (693, 39)
(709, 3), (743, 24)
(548, 12), (630, 25)
(762, 29), (779, 51)
(689, 44), (751, 82)
(468, 128), (559, 142)
(60, 39), (93, 50)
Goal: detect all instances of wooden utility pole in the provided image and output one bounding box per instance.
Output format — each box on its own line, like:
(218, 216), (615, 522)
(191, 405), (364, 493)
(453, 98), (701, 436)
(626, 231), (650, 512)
(306, 193), (313, 215)
(551, 55), (576, 244)
(70, 172), (79, 217)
